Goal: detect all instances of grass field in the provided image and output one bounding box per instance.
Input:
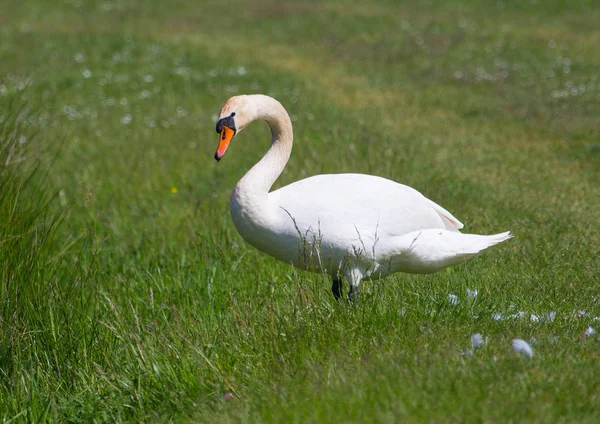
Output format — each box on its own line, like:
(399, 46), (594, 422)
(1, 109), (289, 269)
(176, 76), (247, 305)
(1, 0), (599, 421)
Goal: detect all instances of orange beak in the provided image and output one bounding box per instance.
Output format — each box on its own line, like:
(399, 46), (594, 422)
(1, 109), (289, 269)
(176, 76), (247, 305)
(214, 125), (235, 161)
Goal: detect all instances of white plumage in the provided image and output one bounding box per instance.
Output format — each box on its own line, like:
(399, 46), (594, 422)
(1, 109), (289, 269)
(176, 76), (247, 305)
(214, 94), (512, 298)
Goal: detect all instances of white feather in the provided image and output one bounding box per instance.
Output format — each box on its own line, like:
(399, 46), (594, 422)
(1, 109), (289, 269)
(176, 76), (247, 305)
(217, 95), (512, 291)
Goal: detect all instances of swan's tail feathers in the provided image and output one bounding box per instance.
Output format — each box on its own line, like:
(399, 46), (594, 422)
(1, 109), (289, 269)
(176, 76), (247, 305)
(391, 229), (513, 274)
(474, 231), (513, 248)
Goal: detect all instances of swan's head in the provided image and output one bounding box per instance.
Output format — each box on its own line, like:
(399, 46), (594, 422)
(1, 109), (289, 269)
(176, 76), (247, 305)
(214, 95), (253, 161)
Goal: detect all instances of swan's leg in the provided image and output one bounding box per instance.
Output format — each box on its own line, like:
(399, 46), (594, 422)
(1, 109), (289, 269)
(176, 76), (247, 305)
(346, 268), (364, 300)
(331, 278), (343, 300)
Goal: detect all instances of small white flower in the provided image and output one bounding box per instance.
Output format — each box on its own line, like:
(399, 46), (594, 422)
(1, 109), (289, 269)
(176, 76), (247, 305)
(508, 311), (526, 319)
(466, 288), (478, 299)
(512, 339), (534, 358)
(584, 326), (596, 337)
(448, 294), (459, 305)
(121, 114), (132, 125)
(543, 311), (557, 322)
(471, 333), (485, 349)
(81, 68), (92, 78)
(176, 106), (188, 118)
(462, 333), (486, 356)
(530, 314), (539, 323)
(493, 313), (504, 321)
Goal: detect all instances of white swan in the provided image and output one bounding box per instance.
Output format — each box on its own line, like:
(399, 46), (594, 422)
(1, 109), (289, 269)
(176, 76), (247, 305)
(214, 94), (512, 298)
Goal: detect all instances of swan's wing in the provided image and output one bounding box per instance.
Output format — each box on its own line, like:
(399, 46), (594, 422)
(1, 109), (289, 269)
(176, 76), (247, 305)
(426, 199), (464, 231)
(270, 173), (463, 241)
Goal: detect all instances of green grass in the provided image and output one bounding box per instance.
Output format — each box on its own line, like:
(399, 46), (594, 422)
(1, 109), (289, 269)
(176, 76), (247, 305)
(1, 0), (599, 421)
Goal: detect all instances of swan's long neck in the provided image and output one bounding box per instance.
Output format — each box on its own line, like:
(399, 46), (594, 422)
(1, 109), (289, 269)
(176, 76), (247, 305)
(237, 95), (293, 197)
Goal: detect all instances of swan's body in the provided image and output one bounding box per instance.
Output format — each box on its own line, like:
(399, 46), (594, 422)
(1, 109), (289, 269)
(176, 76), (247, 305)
(214, 94), (511, 298)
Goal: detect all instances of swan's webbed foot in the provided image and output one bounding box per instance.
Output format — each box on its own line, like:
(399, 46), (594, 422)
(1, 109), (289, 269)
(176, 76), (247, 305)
(348, 285), (359, 301)
(332, 278), (343, 300)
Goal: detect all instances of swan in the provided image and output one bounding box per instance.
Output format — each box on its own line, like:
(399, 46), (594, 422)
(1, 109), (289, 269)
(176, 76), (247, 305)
(214, 94), (512, 299)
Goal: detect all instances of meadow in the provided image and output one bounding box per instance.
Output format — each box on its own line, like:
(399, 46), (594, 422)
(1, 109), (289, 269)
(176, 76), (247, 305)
(1, 0), (599, 421)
